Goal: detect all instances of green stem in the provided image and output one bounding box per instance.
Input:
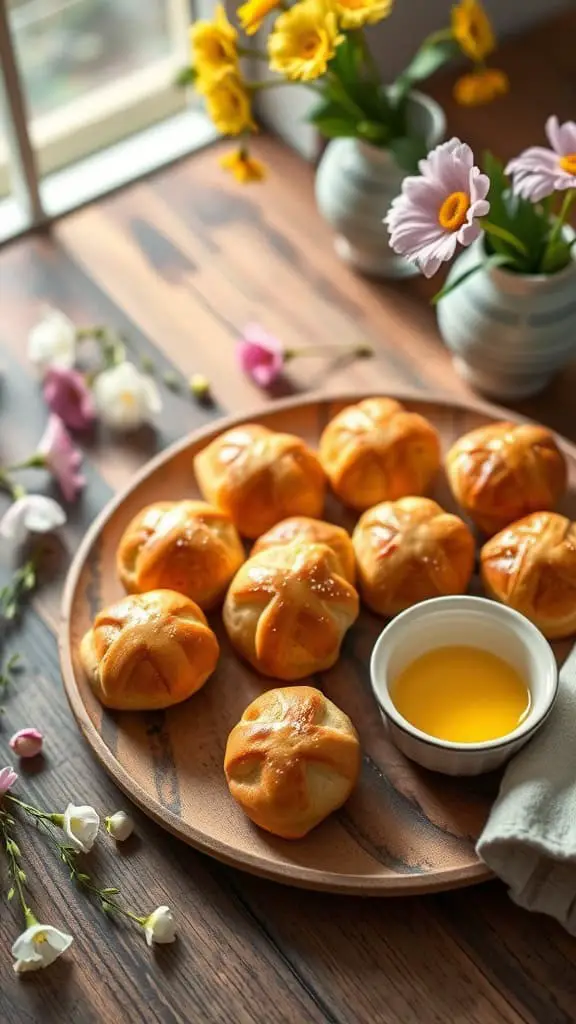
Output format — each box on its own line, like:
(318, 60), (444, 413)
(544, 188), (575, 259)
(0, 813), (34, 923)
(6, 454), (46, 473)
(57, 842), (145, 926)
(5, 795), (56, 825)
(422, 27), (454, 47)
(480, 219), (529, 257)
(0, 471), (26, 500)
(249, 78), (294, 90)
(238, 46), (268, 60)
(283, 343), (372, 361)
(358, 29), (380, 83)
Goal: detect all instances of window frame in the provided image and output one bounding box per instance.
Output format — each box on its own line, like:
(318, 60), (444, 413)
(0, 0), (214, 236)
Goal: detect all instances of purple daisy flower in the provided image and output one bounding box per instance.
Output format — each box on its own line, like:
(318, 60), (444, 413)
(506, 116), (576, 203)
(385, 138), (491, 278)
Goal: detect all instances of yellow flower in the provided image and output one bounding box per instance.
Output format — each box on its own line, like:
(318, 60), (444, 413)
(238, 0), (280, 36)
(190, 4), (238, 82)
(453, 67), (509, 106)
(221, 148), (266, 183)
(451, 0), (495, 62)
(334, 0), (393, 30)
(268, 0), (344, 82)
(204, 71), (256, 135)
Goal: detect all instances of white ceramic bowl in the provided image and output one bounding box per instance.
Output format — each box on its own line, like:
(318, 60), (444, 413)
(370, 596), (558, 776)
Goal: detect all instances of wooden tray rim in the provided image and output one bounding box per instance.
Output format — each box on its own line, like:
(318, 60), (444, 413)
(59, 387), (576, 894)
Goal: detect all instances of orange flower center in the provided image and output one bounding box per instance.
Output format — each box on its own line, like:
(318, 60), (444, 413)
(300, 32), (320, 57)
(438, 190), (470, 231)
(559, 153), (576, 175)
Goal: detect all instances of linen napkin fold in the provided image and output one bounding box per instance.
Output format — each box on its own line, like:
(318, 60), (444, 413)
(477, 643), (576, 933)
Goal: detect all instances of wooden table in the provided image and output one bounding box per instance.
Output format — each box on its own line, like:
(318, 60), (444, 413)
(1, 13), (576, 1022)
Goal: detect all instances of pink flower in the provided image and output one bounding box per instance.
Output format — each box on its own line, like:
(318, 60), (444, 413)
(0, 766), (18, 796)
(506, 116), (576, 202)
(37, 415), (85, 503)
(385, 138), (490, 278)
(43, 366), (96, 431)
(10, 729), (43, 759)
(237, 324), (284, 388)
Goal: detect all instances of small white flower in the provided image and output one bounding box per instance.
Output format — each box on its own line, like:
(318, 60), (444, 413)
(63, 803), (100, 853)
(0, 495), (66, 546)
(12, 922), (73, 973)
(28, 308), (76, 377)
(144, 906), (177, 946)
(93, 361), (162, 431)
(105, 810), (134, 842)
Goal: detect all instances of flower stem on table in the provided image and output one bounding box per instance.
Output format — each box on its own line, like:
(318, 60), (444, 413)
(0, 560), (37, 622)
(0, 811), (33, 922)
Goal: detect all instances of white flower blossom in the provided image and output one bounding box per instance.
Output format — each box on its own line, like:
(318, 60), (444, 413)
(144, 906), (176, 946)
(12, 922), (73, 973)
(93, 361), (162, 431)
(28, 308), (76, 377)
(0, 495), (66, 546)
(63, 803), (100, 853)
(105, 811), (134, 842)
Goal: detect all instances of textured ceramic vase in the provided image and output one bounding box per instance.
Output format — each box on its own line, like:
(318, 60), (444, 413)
(314, 92), (445, 279)
(437, 238), (576, 400)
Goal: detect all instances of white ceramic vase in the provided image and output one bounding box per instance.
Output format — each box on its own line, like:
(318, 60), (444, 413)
(437, 238), (576, 400)
(315, 92), (446, 279)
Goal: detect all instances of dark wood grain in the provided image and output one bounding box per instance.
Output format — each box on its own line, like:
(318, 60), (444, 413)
(1, 10), (576, 1022)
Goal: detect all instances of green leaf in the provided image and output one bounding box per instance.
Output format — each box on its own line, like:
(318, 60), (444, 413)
(358, 121), (390, 144)
(308, 98), (349, 123)
(540, 239), (572, 275)
(312, 116), (358, 139)
(328, 35), (364, 88)
(433, 254), (513, 304)
(7, 887), (14, 902)
(174, 66), (197, 88)
(396, 39), (460, 96)
(101, 887), (121, 896)
(388, 135), (428, 173)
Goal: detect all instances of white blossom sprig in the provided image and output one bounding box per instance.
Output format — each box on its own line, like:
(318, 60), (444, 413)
(5, 794), (176, 947)
(0, 807), (73, 974)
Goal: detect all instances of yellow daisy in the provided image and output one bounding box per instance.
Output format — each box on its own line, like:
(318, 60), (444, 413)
(221, 148), (266, 183)
(334, 0), (393, 30)
(238, 0), (281, 36)
(268, 0), (344, 82)
(453, 67), (509, 106)
(190, 4), (238, 82)
(204, 71), (256, 135)
(451, 0), (495, 62)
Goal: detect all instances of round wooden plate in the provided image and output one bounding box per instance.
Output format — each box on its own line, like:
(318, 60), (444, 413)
(60, 390), (576, 895)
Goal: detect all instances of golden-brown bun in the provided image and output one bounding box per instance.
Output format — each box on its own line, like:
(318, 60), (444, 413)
(446, 421), (567, 535)
(80, 589), (219, 710)
(352, 497), (475, 617)
(223, 543), (359, 679)
(224, 686), (361, 839)
(117, 500), (244, 609)
(319, 397), (441, 511)
(481, 512), (576, 639)
(194, 424), (326, 539)
(252, 516), (356, 584)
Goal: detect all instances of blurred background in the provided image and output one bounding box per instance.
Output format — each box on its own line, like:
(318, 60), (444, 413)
(0, 0), (573, 238)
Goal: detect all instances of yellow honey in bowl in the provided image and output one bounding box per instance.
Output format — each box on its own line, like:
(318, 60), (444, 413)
(391, 646), (531, 744)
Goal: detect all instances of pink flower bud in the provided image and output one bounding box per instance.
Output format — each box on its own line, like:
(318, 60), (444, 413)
(9, 728), (43, 759)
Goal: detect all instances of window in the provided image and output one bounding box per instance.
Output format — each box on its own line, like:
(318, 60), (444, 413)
(0, 0), (217, 239)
